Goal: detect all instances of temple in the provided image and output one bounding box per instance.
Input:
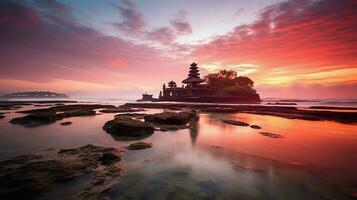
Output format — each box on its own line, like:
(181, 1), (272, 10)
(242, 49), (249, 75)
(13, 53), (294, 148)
(137, 62), (261, 103)
(159, 63), (212, 100)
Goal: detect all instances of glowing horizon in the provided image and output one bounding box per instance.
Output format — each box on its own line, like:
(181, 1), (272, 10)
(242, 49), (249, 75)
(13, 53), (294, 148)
(0, 0), (356, 99)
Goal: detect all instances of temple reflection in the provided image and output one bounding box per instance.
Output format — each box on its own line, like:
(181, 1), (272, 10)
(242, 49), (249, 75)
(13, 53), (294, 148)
(189, 119), (199, 146)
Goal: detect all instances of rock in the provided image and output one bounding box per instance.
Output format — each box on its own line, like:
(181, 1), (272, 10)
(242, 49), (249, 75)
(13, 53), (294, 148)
(10, 109), (95, 127)
(202, 107), (240, 113)
(309, 106), (357, 110)
(34, 104), (53, 107)
(0, 145), (123, 200)
(221, 119), (249, 126)
(0, 154), (44, 166)
(19, 104), (115, 114)
(144, 110), (198, 125)
(99, 108), (145, 113)
(61, 109), (96, 117)
(267, 102), (297, 105)
(10, 112), (62, 127)
(103, 116), (155, 138)
(114, 113), (147, 120)
(0, 104), (20, 110)
(250, 125), (261, 129)
(99, 152), (121, 165)
(60, 121), (72, 126)
(158, 124), (189, 132)
(127, 142), (153, 150)
(258, 131), (284, 138)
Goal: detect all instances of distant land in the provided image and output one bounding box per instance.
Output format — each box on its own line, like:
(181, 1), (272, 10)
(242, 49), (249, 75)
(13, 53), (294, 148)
(1, 91), (68, 98)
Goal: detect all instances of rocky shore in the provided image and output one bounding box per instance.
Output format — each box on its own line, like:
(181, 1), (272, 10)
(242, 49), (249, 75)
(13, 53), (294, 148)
(122, 103), (357, 124)
(9, 104), (116, 127)
(0, 145), (123, 200)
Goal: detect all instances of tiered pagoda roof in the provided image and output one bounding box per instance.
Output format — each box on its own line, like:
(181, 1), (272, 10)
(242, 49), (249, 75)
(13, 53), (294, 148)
(182, 63), (204, 84)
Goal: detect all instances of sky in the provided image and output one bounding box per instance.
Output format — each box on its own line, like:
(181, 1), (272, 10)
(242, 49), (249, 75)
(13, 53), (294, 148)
(0, 0), (356, 99)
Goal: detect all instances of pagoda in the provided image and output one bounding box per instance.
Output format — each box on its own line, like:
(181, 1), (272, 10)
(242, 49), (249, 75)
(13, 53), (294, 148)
(182, 62), (204, 88)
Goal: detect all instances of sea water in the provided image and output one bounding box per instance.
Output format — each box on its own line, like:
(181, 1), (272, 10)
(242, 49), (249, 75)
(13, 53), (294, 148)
(0, 101), (356, 199)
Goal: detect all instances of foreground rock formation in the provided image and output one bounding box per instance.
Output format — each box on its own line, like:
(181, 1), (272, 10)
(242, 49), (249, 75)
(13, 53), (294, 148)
(99, 107), (145, 113)
(10, 104), (115, 127)
(127, 142), (153, 150)
(144, 110), (198, 132)
(221, 119), (249, 126)
(103, 116), (155, 140)
(60, 121), (72, 126)
(144, 110), (198, 125)
(250, 125), (261, 129)
(0, 145), (123, 200)
(258, 132), (284, 138)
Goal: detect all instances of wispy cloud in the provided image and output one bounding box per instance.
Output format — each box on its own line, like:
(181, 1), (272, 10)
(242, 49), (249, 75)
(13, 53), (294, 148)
(113, 0), (145, 33)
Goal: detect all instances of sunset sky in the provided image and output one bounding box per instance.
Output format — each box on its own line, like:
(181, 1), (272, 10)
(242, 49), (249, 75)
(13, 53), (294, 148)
(0, 0), (356, 99)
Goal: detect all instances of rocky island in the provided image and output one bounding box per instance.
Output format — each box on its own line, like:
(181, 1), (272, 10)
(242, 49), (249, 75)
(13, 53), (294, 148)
(137, 62), (261, 103)
(1, 91), (68, 99)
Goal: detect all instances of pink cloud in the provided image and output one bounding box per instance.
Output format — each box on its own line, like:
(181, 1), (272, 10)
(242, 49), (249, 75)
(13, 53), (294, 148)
(193, 0), (357, 98)
(146, 27), (175, 44)
(113, 0), (145, 33)
(0, 0), (187, 97)
(170, 11), (192, 34)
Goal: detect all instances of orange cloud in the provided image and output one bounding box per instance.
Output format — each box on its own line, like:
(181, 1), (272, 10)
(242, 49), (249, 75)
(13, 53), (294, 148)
(194, 0), (357, 98)
(110, 58), (126, 67)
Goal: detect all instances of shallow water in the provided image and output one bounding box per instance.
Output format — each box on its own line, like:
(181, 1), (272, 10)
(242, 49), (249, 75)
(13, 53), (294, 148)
(0, 104), (357, 199)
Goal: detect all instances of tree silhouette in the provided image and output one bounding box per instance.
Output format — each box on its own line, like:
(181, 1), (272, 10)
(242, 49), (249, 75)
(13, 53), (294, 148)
(204, 70), (256, 96)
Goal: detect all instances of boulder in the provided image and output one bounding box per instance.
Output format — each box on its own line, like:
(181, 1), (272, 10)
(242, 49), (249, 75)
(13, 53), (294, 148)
(144, 110), (198, 125)
(34, 104), (53, 107)
(250, 125), (261, 129)
(103, 116), (155, 138)
(158, 124), (189, 132)
(10, 112), (62, 127)
(127, 142), (153, 150)
(10, 109), (95, 127)
(99, 152), (121, 165)
(61, 109), (96, 117)
(114, 113), (147, 120)
(221, 119), (249, 126)
(60, 121), (72, 126)
(99, 108), (145, 113)
(258, 132), (284, 138)
(19, 104), (115, 114)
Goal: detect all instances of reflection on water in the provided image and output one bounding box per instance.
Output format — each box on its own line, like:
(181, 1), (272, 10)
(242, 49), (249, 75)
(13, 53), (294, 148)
(189, 120), (199, 146)
(0, 105), (357, 199)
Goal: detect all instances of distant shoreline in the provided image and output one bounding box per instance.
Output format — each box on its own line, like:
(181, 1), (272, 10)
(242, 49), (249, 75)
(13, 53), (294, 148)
(1, 91), (68, 99)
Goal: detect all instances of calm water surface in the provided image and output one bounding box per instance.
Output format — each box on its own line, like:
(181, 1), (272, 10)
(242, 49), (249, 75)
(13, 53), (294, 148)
(0, 104), (356, 199)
